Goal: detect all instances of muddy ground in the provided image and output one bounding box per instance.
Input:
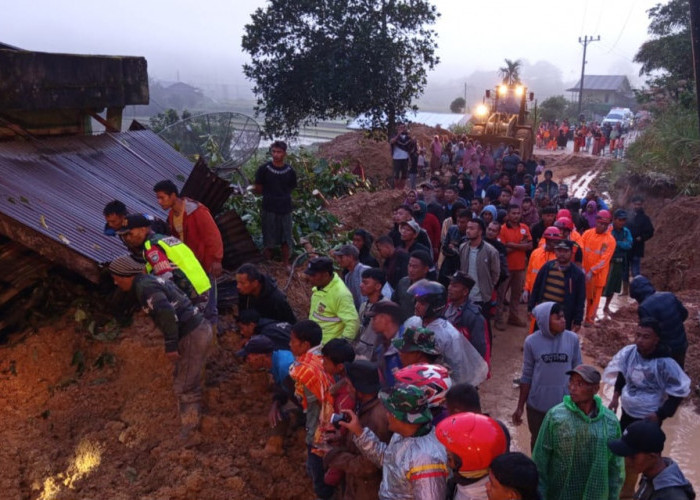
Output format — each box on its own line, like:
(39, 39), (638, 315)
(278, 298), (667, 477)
(1, 144), (699, 499)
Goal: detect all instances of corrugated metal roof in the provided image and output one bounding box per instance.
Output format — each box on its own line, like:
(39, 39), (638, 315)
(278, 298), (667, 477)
(181, 158), (234, 215)
(566, 75), (630, 92)
(0, 131), (193, 281)
(216, 210), (262, 270)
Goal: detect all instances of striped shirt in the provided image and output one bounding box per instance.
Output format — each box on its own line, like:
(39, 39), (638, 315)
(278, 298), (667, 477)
(542, 267), (566, 303)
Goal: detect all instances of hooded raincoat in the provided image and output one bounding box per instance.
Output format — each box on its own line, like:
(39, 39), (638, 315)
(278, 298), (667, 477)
(533, 395), (624, 500)
(404, 316), (488, 386)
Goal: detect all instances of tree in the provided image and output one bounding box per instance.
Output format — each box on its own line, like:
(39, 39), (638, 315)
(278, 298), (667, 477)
(498, 58), (522, 85)
(242, 0), (439, 137)
(634, 0), (692, 90)
(538, 96), (568, 122)
(450, 97), (466, 113)
(149, 108), (180, 133)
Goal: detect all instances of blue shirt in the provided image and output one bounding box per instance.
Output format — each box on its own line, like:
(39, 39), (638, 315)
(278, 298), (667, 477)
(271, 349), (294, 385)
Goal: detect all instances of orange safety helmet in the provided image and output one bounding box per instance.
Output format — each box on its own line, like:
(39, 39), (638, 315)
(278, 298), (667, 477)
(435, 412), (507, 474)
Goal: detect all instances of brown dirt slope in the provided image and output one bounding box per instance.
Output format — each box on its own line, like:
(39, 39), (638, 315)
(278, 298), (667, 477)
(640, 196), (700, 293)
(0, 313), (313, 499)
(318, 124), (450, 182)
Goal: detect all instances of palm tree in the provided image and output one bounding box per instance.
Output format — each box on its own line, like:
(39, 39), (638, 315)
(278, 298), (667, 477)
(499, 58), (522, 85)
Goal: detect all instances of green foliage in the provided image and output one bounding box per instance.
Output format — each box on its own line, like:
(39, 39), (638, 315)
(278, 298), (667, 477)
(450, 97), (466, 113)
(634, 0), (693, 93)
(498, 58), (522, 85)
(538, 96), (568, 122)
(148, 109), (181, 133)
(242, 0), (440, 137)
(449, 123), (472, 135)
(227, 149), (371, 254)
(625, 104), (700, 194)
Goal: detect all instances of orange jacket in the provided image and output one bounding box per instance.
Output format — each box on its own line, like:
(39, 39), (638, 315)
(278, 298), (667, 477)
(580, 228), (616, 287)
(524, 247), (556, 292)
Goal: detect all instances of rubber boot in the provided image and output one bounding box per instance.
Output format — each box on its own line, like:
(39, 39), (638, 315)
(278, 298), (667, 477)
(250, 435), (284, 458)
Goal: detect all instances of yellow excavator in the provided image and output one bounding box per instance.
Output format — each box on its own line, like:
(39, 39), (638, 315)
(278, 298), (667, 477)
(468, 83), (535, 161)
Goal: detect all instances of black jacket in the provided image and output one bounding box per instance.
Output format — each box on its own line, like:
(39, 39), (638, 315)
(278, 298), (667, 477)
(238, 275), (297, 324)
(626, 208), (654, 257)
(529, 260), (586, 328)
(630, 276), (688, 353)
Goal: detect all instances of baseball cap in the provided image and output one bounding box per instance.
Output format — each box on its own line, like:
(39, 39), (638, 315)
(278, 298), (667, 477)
(566, 364), (601, 384)
(117, 214), (151, 234)
(236, 334), (275, 358)
(304, 256), (335, 275)
(608, 420), (666, 456)
(400, 220), (421, 234)
(614, 209), (628, 219)
(554, 240), (574, 250)
(332, 244), (359, 258)
(392, 327), (440, 355)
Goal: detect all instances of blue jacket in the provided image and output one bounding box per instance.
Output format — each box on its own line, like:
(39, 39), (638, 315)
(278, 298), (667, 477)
(630, 276), (688, 353)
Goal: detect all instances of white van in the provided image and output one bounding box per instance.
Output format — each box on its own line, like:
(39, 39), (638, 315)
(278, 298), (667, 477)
(602, 108), (633, 130)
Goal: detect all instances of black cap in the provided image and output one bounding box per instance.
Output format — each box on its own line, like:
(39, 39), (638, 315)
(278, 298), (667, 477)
(450, 271), (475, 290)
(304, 256), (334, 275)
(614, 209), (628, 219)
(608, 420), (666, 456)
(554, 240), (574, 250)
(117, 214), (151, 234)
(345, 360), (381, 394)
(236, 334), (275, 359)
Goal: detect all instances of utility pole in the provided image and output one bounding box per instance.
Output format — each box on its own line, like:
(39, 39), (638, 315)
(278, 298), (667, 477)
(577, 35), (600, 115)
(690, 1), (700, 135)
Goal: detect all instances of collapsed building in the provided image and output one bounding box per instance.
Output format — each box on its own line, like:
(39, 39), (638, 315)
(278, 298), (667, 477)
(0, 45), (259, 333)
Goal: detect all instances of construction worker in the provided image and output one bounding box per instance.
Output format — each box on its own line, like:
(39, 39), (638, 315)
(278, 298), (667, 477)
(580, 209), (616, 327)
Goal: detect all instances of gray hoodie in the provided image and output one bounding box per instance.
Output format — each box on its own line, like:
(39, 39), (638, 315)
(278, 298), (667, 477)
(520, 302), (582, 412)
(636, 458), (696, 500)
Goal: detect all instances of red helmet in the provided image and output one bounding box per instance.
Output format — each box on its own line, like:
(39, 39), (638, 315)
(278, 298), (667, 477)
(394, 363), (452, 407)
(436, 412), (507, 473)
(543, 226), (562, 240)
(556, 209), (572, 220)
(597, 209), (612, 222)
(554, 217), (574, 231)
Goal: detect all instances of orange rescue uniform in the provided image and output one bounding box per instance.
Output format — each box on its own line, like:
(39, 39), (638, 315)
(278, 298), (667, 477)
(580, 228), (616, 322)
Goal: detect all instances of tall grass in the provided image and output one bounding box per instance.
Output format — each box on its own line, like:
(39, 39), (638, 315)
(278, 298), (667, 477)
(626, 105), (700, 195)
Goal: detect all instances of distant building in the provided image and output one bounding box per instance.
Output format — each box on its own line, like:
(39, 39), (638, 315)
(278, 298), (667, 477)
(566, 75), (635, 109)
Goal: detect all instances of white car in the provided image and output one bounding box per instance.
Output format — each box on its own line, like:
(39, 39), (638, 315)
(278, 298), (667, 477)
(602, 108), (633, 130)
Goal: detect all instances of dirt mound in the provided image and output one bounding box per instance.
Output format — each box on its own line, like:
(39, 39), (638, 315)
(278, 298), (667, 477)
(641, 196), (700, 293)
(582, 289), (700, 409)
(328, 189), (406, 240)
(318, 124), (451, 182)
(0, 312), (313, 499)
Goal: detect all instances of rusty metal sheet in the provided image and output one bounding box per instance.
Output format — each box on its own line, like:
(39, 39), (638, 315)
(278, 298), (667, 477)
(0, 131), (193, 281)
(216, 210), (262, 271)
(181, 158), (233, 214)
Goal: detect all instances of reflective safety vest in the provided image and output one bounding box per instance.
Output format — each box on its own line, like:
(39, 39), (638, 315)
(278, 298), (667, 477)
(144, 236), (211, 295)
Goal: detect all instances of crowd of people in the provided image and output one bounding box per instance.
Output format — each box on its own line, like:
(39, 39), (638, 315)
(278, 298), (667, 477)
(101, 137), (695, 499)
(536, 120), (629, 158)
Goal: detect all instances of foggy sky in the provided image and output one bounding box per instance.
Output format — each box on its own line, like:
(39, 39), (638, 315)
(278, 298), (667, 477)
(1, 0), (662, 105)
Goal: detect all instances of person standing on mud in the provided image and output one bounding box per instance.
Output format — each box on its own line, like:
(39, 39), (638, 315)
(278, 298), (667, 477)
(254, 140), (298, 269)
(497, 204), (532, 329)
(108, 255), (213, 444)
(602, 210), (633, 313)
(390, 125), (414, 190)
(580, 209), (616, 327)
(626, 195), (655, 279)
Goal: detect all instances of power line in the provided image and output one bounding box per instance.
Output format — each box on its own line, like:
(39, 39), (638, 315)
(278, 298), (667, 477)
(606, 0), (638, 53)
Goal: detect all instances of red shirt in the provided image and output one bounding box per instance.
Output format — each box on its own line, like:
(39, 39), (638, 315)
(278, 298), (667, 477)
(499, 223), (532, 271)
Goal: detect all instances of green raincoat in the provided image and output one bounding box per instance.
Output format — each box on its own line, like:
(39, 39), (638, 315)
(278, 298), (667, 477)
(533, 395), (624, 500)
